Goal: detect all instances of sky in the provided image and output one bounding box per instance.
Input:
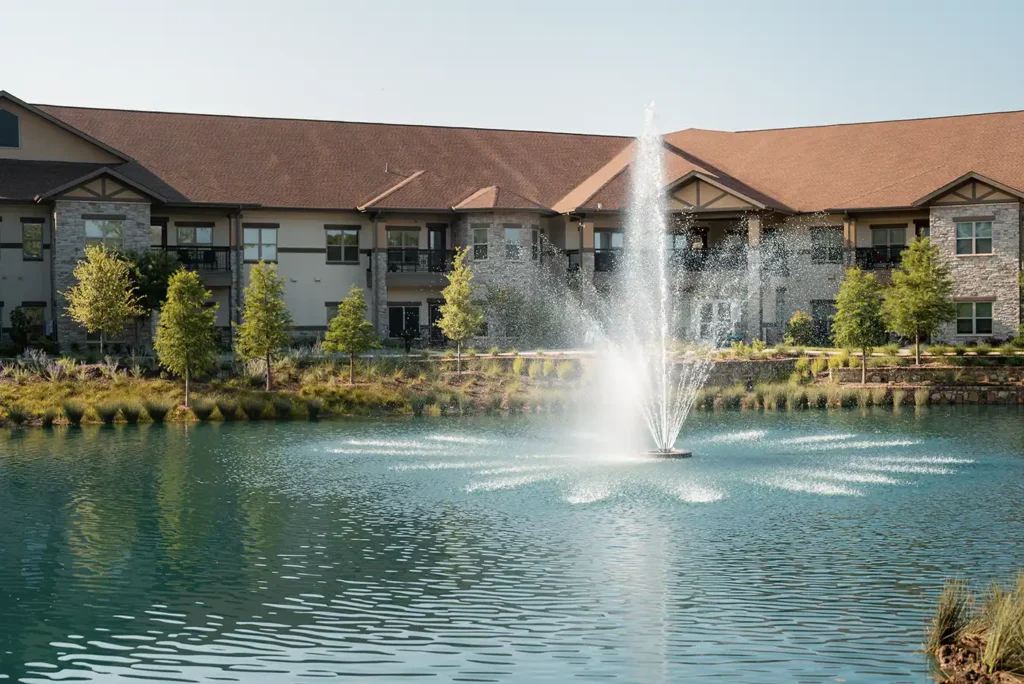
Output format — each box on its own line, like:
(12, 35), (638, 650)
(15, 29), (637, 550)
(4, 0), (1024, 137)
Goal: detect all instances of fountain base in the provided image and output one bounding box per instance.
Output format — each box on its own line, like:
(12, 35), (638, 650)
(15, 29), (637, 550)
(646, 449), (692, 459)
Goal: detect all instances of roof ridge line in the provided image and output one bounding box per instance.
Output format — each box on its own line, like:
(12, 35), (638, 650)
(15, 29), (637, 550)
(358, 170), (425, 211)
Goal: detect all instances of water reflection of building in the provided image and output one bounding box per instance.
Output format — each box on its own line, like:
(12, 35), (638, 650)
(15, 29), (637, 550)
(1, 88), (1018, 348)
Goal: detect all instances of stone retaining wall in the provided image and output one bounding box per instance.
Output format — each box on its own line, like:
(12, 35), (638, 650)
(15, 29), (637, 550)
(832, 365), (1024, 385)
(704, 358), (796, 387)
(925, 385), (1024, 404)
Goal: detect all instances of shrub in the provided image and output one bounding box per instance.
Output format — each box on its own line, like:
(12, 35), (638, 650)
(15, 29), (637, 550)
(272, 394), (292, 419)
(998, 342), (1017, 356)
(424, 403), (443, 417)
(751, 338), (766, 353)
(4, 404), (30, 427)
(306, 398), (323, 420)
(241, 396), (268, 420)
(785, 387), (807, 410)
(892, 389), (906, 408)
(827, 354), (846, 371)
(488, 346), (501, 355)
(871, 387), (888, 407)
(954, 345), (968, 356)
(556, 361), (575, 380)
(856, 389), (872, 408)
(927, 343), (952, 357)
(215, 397), (239, 420)
(542, 358), (556, 377)
(94, 402), (121, 425)
(794, 356), (810, 373)
(880, 342), (900, 356)
(143, 399), (173, 423)
(527, 359), (542, 378)
(927, 579), (971, 653)
(915, 388), (930, 407)
(974, 343), (994, 356)
(121, 402), (143, 424)
(190, 398), (216, 421)
(784, 311), (815, 346)
(810, 357), (827, 376)
(512, 357), (527, 376)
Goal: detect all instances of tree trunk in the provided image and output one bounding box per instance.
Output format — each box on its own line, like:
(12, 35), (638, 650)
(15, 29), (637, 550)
(457, 341), (462, 374)
(100, 331), (105, 356)
(265, 352), (272, 391)
(349, 353), (355, 384)
(184, 368), (191, 408)
(915, 333), (921, 366)
(861, 348), (867, 384)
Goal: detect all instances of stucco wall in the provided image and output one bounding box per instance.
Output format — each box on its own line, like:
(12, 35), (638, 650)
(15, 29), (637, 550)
(0, 100), (123, 163)
(0, 204), (51, 332)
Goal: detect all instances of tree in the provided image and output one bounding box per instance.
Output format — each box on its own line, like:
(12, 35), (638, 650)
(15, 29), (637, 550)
(63, 245), (144, 355)
(9, 307), (33, 353)
(436, 247), (484, 373)
(882, 237), (956, 365)
(154, 269), (219, 407)
(323, 285), (379, 383)
(784, 311), (816, 346)
(833, 267), (886, 383)
(235, 261), (292, 390)
(127, 249), (182, 314)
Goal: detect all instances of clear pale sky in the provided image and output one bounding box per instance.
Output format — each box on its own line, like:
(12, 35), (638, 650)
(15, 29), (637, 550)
(4, 0), (1023, 136)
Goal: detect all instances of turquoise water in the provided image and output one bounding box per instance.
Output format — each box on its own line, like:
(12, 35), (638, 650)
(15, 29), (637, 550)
(1, 408), (1023, 682)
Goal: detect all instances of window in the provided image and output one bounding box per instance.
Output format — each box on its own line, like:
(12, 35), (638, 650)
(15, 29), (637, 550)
(326, 227), (359, 263)
(21, 220), (43, 261)
(473, 225), (489, 260)
(176, 225), (213, 245)
(696, 299), (740, 341)
(243, 226), (277, 262)
(956, 221), (993, 255)
(810, 299), (837, 345)
(0, 109), (18, 148)
(915, 219), (930, 239)
(531, 227), (541, 260)
(386, 229), (418, 248)
(871, 225), (905, 248)
(326, 303), (340, 324)
(388, 304), (421, 339)
(810, 226), (843, 264)
(956, 301), (993, 336)
(504, 225), (522, 260)
(595, 229), (623, 251)
(18, 305), (45, 336)
(84, 218), (124, 249)
(150, 220), (167, 248)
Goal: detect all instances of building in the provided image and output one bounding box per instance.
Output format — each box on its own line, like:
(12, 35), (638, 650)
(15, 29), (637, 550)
(1, 89), (1022, 351)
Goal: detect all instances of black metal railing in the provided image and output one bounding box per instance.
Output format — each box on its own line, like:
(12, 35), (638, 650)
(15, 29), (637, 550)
(386, 248), (455, 273)
(594, 248), (622, 272)
(855, 246), (905, 269)
(165, 246), (231, 271)
(668, 248), (747, 271)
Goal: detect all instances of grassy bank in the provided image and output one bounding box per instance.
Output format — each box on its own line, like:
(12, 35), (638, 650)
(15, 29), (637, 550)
(0, 354), (585, 428)
(928, 572), (1024, 682)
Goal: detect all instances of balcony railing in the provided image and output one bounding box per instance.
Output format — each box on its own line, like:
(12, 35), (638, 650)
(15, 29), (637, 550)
(165, 246), (231, 271)
(565, 249), (581, 274)
(855, 246), (905, 269)
(594, 248), (622, 272)
(668, 248), (747, 271)
(386, 248), (455, 273)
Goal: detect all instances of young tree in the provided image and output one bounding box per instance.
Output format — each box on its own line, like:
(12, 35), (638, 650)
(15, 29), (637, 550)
(783, 310), (816, 346)
(833, 267), (886, 384)
(323, 285), (379, 383)
(436, 247), (484, 373)
(882, 237), (956, 365)
(235, 261), (292, 391)
(126, 249), (182, 352)
(63, 245), (144, 355)
(154, 269), (219, 407)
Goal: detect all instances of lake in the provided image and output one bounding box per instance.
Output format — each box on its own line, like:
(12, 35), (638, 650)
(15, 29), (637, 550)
(2, 407), (1023, 682)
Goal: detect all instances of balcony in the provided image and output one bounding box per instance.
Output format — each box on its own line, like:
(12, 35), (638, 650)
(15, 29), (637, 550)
(386, 248), (454, 273)
(668, 248), (747, 271)
(164, 246), (231, 272)
(856, 246), (905, 269)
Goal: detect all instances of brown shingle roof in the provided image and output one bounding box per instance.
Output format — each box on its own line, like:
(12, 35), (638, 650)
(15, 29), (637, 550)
(452, 185), (551, 211)
(36, 105), (630, 211)
(0, 160), (110, 201)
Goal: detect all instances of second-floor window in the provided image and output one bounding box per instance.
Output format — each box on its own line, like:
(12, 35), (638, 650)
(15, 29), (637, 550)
(326, 227), (359, 263)
(810, 226), (843, 264)
(473, 225), (489, 260)
(177, 225), (213, 245)
(504, 225), (522, 260)
(387, 229), (418, 249)
(85, 218), (124, 250)
(243, 226), (277, 262)
(595, 229), (623, 251)
(956, 221), (993, 255)
(21, 220), (43, 261)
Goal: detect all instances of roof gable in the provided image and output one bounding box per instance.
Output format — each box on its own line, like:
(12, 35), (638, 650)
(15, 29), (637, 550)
(913, 171), (1024, 207)
(0, 92), (129, 164)
(37, 166), (165, 203)
(668, 172), (763, 212)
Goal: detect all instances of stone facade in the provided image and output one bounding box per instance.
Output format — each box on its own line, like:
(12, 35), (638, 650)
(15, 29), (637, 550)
(930, 202), (1021, 342)
(53, 199), (152, 351)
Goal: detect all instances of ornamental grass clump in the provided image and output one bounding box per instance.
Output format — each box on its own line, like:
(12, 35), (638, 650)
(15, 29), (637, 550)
(4, 403), (30, 427)
(305, 398), (323, 420)
(892, 389), (907, 408)
(272, 394), (292, 419)
(142, 398), (173, 424)
(556, 361), (575, 381)
(61, 400), (87, 427)
(190, 398), (215, 421)
(41, 407), (58, 428)
(241, 396), (268, 420)
(915, 388), (931, 408)
(121, 402), (143, 425)
(94, 402), (121, 425)
(980, 573), (1024, 674)
(927, 579), (971, 653)
(215, 397), (239, 421)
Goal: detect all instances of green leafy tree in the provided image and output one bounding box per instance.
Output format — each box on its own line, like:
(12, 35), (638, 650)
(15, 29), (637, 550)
(437, 247), (484, 373)
(154, 269), (219, 407)
(63, 245), (144, 355)
(323, 285), (379, 383)
(235, 261), (292, 390)
(784, 310), (816, 346)
(833, 267), (886, 383)
(127, 249), (182, 314)
(882, 237), (956, 365)
(8, 307), (33, 353)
